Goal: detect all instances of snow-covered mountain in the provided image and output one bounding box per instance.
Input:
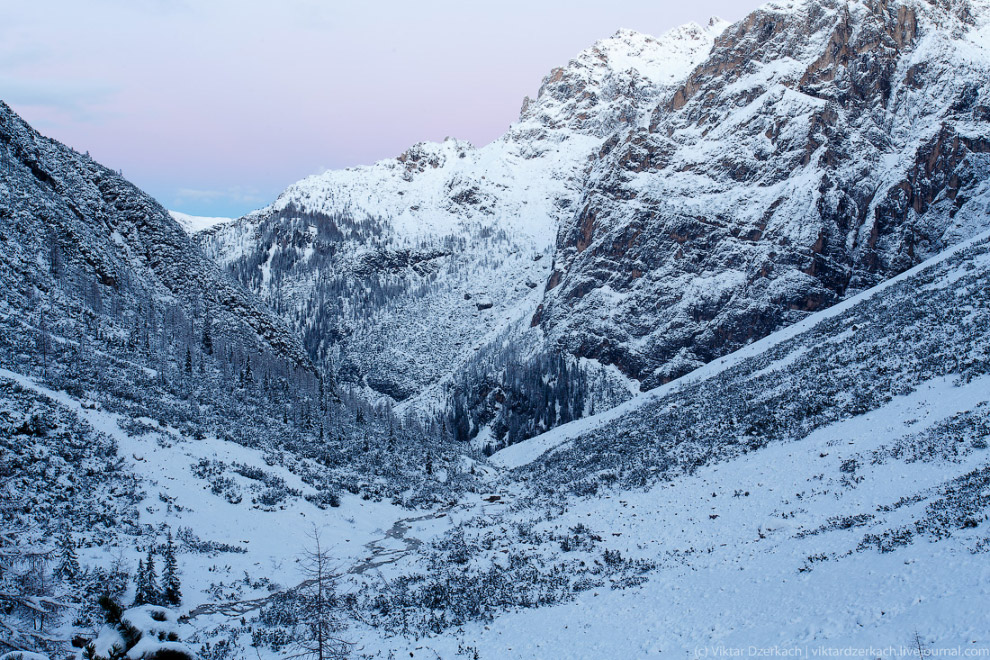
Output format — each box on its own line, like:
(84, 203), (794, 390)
(197, 20), (730, 440)
(538, 0), (990, 389)
(169, 210), (233, 234)
(202, 0), (990, 450)
(2, 1), (990, 657)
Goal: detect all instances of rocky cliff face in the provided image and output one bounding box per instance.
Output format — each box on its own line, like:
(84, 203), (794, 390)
(517, 20), (730, 139)
(537, 0), (990, 389)
(201, 0), (990, 444)
(198, 22), (728, 414)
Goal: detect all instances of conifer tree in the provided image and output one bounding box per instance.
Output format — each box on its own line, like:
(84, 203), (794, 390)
(133, 547), (161, 606)
(162, 530), (181, 606)
(144, 547), (161, 605)
(133, 558), (147, 606)
(54, 532), (81, 586)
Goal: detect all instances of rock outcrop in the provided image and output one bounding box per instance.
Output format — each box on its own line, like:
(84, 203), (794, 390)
(537, 0), (990, 388)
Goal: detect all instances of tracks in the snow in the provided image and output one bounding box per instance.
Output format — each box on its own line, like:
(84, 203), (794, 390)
(184, 506), (453, 622)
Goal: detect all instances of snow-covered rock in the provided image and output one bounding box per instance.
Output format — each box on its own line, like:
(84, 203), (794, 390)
(168, 211), (233, 234)
(539, 0), (990, 388)
(0, 652), (52, 660)
(84, 605), (194, 660)
(202, 0), (990, 442)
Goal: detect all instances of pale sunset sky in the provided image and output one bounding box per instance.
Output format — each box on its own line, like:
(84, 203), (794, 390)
(1, 0), (763, 217)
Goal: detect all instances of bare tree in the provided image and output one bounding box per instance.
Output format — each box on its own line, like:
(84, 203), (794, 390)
(37, 306), (49, 377)
(0, 527), (66, 656)
(287, 526), (350, 660)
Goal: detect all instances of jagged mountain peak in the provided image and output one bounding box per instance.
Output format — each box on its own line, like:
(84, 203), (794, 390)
(657, 0), (990, 139)
(516, 17), (729, 137)
(576, 18), (729, 85)
(753, 0), (987, 31)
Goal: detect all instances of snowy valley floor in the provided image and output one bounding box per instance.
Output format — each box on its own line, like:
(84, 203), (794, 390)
(5, 365), (988, 658)
(394, 375), (990, 658)
(5, 234), (990, 658)
(4, 368), (989, 658)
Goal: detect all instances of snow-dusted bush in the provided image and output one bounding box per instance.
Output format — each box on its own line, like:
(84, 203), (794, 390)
(81, 599), (193, 660)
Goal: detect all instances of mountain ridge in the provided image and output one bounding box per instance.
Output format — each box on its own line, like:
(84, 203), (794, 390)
(0, 100), (313, 372)
(202, 0), (990, 446)
(537, 0), (990, 388)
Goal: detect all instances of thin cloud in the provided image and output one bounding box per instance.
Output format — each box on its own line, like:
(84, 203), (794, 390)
(5, 0), (763, 217)
(174, 186), (267, 206)
(0, 76), (120, 123)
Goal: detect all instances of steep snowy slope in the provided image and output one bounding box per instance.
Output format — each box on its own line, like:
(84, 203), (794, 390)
(0, 100), (318, 656)
(198, 21), (729, 420)
(339, 228), (990, 658)
(538, 0), (990, 389)
(0, 101), (311, 372)
(0, 103), (483, 657)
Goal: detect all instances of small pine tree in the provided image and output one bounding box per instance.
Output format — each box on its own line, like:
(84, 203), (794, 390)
(133, 548), (161, 606)
(133, 558), (147, 606)
(184, 347), (193, 375)
(55, 532), (82, 586)
(162, 530), (181, 606)
(144, 547), (161, 605)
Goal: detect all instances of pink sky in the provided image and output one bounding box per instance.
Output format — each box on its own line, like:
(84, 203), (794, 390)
(2, 0), (763, 217)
